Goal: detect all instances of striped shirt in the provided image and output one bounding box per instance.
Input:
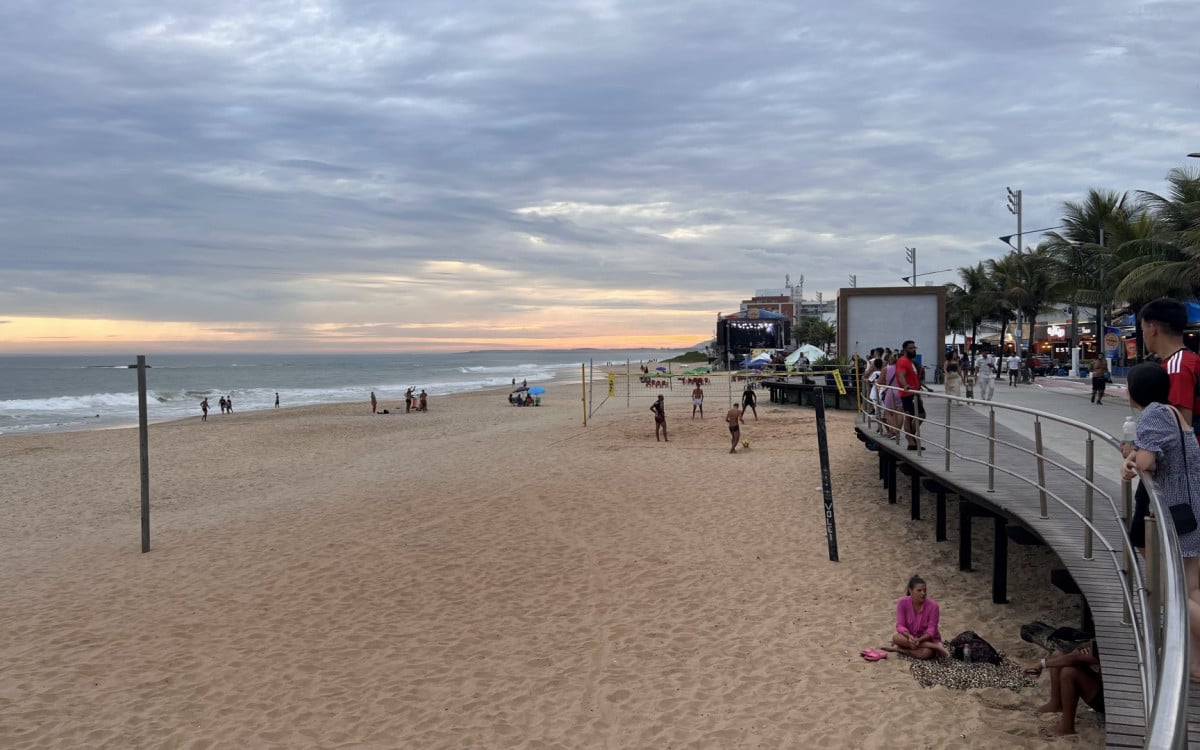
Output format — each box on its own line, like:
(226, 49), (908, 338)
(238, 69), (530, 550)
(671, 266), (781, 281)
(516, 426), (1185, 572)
(1163, 348), (1200, 436)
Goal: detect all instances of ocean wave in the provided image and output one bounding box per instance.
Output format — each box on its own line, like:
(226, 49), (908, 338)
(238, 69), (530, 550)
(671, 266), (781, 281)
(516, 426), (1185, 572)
(0, 392), (142, 412)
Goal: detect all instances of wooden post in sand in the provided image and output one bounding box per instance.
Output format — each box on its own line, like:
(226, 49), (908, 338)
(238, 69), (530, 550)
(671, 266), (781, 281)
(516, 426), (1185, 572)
(135, 355), (150, 553)
(813, 387), (839, 562)
(581, 363), (587, 426)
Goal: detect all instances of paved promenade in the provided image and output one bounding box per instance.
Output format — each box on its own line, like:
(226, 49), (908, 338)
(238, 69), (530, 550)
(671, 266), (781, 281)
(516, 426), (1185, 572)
(949, 375), (1133, 486)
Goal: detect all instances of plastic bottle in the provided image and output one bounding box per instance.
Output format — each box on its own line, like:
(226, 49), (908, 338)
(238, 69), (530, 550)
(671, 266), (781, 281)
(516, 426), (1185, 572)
(963, 645), (972, 666)
(1122, 416), (1137, 449)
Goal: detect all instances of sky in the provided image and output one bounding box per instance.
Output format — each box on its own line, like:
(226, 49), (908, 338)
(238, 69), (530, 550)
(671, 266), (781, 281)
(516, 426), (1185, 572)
(1, 0), (1198, 353)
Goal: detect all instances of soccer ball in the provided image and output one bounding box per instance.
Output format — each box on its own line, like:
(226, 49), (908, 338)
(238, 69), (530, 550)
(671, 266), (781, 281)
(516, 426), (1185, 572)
(742, 439), (750, 448)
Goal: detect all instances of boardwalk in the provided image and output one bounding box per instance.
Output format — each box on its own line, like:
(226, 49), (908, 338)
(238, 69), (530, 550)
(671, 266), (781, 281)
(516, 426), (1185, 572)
(854, 385), (1194, 748)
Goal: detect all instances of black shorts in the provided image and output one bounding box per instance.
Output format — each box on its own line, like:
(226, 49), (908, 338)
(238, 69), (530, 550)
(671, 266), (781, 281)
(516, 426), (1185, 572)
(901, 395), (916, 415)
(1092, 377), (1106, 392)
(729, 425), (740, 434)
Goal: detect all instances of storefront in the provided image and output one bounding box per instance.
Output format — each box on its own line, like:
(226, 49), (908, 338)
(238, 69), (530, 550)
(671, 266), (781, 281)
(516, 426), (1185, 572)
(1030, 322), (1100, 362)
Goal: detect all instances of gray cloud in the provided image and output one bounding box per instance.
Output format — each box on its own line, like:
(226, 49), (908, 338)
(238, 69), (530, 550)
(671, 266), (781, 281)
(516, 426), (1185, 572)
(1, 0), (1198, 348)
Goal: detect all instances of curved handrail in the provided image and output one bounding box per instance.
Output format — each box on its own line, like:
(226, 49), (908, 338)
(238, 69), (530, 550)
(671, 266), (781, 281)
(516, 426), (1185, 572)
(862, 382), (1189, 748)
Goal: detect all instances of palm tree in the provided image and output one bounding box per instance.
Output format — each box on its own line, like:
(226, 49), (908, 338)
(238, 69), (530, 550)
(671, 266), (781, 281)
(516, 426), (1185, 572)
(945, 284), (973, 348)
(951, 262), (995, 346)
(984, 254), (1019, 351)
(1116, 167), (1200, 301)
(989, 249), (1057, 354)
(1043, 188), (1132, 356)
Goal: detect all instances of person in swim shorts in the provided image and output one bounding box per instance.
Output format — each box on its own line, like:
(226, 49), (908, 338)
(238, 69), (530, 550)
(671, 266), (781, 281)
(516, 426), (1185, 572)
(651, 394), (668, 442)
(691, 384), (704, 419)
(726, 403), (743, 453)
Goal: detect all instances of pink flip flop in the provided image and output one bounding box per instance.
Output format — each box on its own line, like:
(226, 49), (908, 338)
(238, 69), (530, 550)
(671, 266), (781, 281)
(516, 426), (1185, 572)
(860, 648), (888, 662)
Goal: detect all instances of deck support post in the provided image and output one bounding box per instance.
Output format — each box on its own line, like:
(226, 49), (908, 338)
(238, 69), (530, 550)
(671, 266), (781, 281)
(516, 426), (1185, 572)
(887, 456), (897, 505)
(992, 515), (1008, 604)
(959, 501), (974, 571)
(935, 490), (947, 542)
(910, 469), (921, 520)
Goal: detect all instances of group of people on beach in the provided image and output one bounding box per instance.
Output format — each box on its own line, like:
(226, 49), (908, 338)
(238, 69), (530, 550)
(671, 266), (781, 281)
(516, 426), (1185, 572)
(649, 383), (758, 453)
(371, 388), (427, 414)
(873, 575), (1103, 736)
(199, 394), (239, 421)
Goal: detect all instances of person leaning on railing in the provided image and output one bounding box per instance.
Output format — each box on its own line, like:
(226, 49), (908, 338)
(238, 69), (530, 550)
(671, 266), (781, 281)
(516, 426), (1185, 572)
(1120, 362), (1200, 683)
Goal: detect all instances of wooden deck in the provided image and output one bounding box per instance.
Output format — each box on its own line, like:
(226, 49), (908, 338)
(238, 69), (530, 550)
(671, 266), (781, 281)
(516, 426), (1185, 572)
(855, 401), (1194, 748)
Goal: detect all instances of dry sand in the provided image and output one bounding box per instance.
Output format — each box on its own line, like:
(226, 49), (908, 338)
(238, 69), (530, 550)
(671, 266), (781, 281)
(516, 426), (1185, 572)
(0, 381), (1102, 748)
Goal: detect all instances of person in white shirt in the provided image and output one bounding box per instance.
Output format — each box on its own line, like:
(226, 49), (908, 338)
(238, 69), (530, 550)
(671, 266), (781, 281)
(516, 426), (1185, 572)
(977, 352), (998, 401)
(1007, 354), (1022, 386)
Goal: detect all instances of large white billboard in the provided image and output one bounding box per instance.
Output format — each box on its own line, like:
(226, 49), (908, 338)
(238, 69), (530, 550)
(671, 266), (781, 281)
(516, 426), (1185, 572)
(837, 287), (946, 372)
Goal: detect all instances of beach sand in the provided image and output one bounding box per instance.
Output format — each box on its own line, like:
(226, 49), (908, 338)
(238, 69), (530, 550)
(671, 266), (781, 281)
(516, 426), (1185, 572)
(0, 382), (1101, 748)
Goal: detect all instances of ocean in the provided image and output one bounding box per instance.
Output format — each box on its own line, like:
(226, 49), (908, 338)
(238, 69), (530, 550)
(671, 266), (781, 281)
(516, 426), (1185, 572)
(0, 350), (678, 436)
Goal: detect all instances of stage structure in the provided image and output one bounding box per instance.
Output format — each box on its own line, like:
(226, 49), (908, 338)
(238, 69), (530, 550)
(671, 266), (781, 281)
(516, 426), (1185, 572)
(714, 309), (790, 371)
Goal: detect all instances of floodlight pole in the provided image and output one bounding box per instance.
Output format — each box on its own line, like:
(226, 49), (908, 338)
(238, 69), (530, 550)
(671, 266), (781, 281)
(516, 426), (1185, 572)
(1007, 187), (1023, 351)
(904, 247), (916, 287)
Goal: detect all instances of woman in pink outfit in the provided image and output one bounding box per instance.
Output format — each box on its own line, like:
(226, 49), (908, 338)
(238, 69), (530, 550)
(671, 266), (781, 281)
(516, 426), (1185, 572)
(883, 575), (949, 660)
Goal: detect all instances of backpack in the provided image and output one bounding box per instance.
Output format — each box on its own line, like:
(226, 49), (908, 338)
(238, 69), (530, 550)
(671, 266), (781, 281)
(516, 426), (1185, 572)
(947, 630), (1002, 665)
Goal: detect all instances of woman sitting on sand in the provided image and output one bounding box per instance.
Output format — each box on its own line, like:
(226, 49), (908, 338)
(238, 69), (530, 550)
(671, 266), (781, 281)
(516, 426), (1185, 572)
(883, 575), (949, 660)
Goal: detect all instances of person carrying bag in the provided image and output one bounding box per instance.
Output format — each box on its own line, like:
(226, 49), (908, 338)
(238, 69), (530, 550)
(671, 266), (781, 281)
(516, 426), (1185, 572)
(1120, 363), (1200, 681)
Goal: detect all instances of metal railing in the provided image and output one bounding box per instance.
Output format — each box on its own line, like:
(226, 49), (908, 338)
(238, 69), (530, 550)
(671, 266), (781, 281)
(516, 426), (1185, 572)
(864, 383), (1189, 748)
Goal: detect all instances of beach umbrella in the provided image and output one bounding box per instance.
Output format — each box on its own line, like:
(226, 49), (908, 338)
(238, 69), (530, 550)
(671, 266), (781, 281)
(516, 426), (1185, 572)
(528, 386), (545, 395)
(656, 366), (667, 372)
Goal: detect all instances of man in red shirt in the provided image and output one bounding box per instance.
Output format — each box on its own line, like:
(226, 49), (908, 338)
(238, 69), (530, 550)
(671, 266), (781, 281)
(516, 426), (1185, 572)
(896, 340), (922, 450)
(1140, 298), (1200, 443)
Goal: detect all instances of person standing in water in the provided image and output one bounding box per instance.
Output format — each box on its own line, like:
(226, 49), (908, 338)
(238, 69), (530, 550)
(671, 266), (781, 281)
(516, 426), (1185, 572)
(275, 392), (280, 408)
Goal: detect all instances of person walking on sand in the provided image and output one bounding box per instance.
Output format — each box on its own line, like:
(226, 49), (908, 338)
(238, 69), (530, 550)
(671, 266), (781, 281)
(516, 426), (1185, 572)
(726, 403), (743, 453)
(275, 392), (280, 408)
(650, 394), (668, 442)
(226, 395), (233, 413)
(691, 383), (704, 418)
(370, 391), (377, 414)
(741, 383), (757, 420)
(419, 390), (428, 412)
(200, 397), (209, 421)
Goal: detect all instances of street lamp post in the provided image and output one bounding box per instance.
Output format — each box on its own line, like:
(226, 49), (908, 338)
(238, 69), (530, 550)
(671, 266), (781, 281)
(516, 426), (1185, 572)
(904, 247), (916, 287)
(1007, 187), (1023, 353)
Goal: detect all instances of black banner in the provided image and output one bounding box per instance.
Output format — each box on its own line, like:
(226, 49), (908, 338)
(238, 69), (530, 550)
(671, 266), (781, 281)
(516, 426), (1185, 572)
(813, 387), (839, 562)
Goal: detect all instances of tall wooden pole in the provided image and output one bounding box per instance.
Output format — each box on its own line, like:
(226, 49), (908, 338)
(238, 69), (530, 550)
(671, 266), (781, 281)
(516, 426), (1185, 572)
(137, 355), (150, 553)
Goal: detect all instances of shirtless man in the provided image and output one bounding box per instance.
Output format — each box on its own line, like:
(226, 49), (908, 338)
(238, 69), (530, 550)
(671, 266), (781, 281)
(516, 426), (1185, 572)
(370, 391), (377, 414)
(691, 384), (704, 418)
(726, 404), (743, 453)
(650, 395), (668, 441)
(404, 387), (415, 413)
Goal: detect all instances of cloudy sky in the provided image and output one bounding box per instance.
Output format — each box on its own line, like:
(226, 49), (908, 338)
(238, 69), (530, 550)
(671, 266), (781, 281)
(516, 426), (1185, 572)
(1, 0), (1197, 352)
